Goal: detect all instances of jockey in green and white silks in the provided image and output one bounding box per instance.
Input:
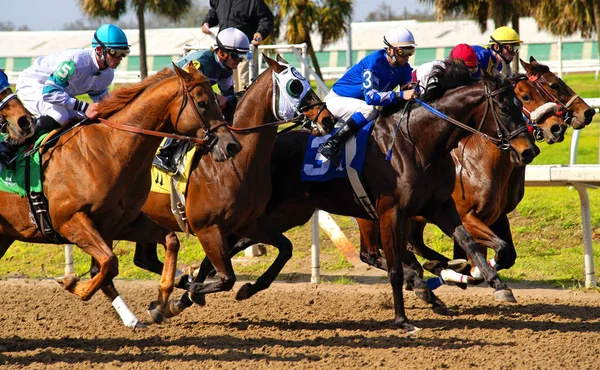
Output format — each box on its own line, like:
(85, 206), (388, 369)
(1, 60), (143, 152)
(16, 24), (130, 127)
(0, 24), (130, 166)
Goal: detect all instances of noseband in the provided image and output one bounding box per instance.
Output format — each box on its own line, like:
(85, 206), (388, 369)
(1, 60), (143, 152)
(527, 72), (579, 125)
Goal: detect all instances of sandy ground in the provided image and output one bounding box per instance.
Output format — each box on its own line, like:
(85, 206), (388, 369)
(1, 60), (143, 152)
(0, 277), (599, 369)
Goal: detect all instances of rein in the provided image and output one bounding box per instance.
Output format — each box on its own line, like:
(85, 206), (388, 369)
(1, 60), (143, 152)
(98, 118), (213, 145)
(414, 84), (528, 150)
(227, 101), (328, 134)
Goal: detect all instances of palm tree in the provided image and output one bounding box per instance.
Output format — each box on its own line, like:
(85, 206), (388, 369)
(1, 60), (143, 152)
(419, 0), (536, 71)
(77, 0), (192, 79)
(268, 0), (353, 79)
(532, 0), (600, 68)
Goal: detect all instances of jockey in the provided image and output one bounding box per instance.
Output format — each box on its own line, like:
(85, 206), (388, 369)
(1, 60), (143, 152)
(0, 24), (130, 165)
(318, 26), (418, 160)
(413, 43), (480, 96)
(153, 27), (250, 173)
(472, 26), (522, 79)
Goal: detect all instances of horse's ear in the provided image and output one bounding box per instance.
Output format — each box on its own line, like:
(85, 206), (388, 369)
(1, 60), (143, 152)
(520, 58), (531, 73)
(264, 53), (286, 73)
(529, 56), (538, 64)
(172, 62), (193, 82)
(276, 54), (289, 64)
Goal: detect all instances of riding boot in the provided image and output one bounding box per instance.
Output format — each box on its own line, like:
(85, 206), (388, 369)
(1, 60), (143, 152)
(153, 138), (181, 174)
(317, 117), (360, 160)
(0, 116), (60, 168)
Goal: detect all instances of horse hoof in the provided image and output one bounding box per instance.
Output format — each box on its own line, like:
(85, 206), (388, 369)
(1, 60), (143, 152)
(413, 287), (432, 303)
(494, 289), (517, 303)
(189, 293), (206, 306)
(163, 299), (186, 319)
(147, 301), (165, 324)
(447, 259), (471, 274)
(56, 274), (79, 291)
(235, 283), (253, 300)
(403, 323), (422, 335)
(174, 274), (191, 290)
(133, 321), (147, 330)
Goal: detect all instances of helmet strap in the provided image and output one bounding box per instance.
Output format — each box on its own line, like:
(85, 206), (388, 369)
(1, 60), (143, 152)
(93, 32), (109, 68)
(490, 36), (512, 65)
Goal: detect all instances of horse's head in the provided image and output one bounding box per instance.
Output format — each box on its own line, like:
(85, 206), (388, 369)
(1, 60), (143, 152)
(172, 63), (241, 161)
(509, 73), (567, 144)
(0, 70), (35, 143)
(521, 57), (595, 130)
(479, 72), (539, 166)
(263, 54), (336, 135)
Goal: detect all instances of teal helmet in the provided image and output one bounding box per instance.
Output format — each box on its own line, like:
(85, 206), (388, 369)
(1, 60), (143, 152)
(92, 24), (130, 49)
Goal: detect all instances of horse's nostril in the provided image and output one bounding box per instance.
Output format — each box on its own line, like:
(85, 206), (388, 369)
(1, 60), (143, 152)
(227, 142), (242, 156)
(584, 108), (596, 124)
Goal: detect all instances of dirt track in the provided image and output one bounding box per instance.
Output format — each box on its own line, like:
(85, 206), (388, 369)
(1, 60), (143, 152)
(0, 278), (599, 369)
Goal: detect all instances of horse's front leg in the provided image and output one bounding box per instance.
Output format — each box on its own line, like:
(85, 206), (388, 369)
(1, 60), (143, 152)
(356, 218), (388, 270)
(114, 213), (180, 324)
(378, 208), (420, 333)
(427, 199), (515, 303)
(487, 213), (517, 270)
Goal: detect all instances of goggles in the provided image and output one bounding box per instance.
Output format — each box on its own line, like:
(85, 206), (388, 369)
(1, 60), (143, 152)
(228, 51), (246, 62)
(392, 46), (415, 58)
(106, 47), (130, 58)
(503, 44), (520, 54)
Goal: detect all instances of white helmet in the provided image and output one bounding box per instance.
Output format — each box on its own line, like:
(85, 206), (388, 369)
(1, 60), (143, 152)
(215, 28), (250, 53)
(383, 26), (417, 48)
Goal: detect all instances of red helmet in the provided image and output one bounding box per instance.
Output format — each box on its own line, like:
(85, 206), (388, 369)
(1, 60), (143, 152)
(449, 44), (478, 67)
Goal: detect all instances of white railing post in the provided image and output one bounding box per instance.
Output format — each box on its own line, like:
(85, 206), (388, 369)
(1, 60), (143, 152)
(311, 210), (320, 284)
(64, 244), (74, 276)
(572, 183), (597, 288)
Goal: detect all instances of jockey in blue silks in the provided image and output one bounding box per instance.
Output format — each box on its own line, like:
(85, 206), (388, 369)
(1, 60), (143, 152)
(318, 26), (419, 160)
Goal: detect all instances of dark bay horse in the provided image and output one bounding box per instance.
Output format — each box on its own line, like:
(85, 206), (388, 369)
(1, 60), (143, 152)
(356, 57), (595, 287)
(192, 63), (538, 332)
(0, 64), (240, 327)
(0, 70), (35, 143)
(132, 55), (335, 316)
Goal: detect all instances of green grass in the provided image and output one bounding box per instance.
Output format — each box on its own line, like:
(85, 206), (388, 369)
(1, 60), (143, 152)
(2, 73), (600, 288)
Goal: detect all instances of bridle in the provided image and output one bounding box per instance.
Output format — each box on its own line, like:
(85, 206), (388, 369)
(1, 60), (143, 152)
(99, 76), (228, 152)
(526, 72), (579, 125)
(228, 67), (330, 135)
(415, 83), (529, 151)
(0, 86), (22, 135)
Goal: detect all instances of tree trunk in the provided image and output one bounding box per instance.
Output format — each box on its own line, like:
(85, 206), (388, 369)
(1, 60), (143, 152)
(305, 35), (322, 80)
(593, 0), (600, 71)
(137, 5), (148, 80)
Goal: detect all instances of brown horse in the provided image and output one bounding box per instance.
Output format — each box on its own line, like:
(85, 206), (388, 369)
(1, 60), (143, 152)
(132, 55), (335, 315)
(190, 62), (539, 331)
(0, 70), (35, 143)
(0, 64), (240, 327)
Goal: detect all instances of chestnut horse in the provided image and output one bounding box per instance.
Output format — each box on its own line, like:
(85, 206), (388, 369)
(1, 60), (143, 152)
(132, 55), (336, 316)
(0, 64), (240, 327)
(191, 63), (538, 331)
(0, 70), (35, 143)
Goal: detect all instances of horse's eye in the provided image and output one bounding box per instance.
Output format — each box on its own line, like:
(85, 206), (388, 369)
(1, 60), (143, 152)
(286, 79), (304, 98)
(197, 101), (207, 110)
(549, 83), (559, 90)
(521, 94), (531, 102)
(500, 105), (510, 114)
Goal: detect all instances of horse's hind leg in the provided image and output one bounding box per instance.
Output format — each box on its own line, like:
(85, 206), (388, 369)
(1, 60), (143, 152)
(356, 218), (388, 270)
(133, 242), (164, 275)
(461, 213), (510, 279)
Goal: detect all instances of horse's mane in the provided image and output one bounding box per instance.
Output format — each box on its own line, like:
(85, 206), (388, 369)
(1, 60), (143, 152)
(97, 68), (176, 118)
(421, 59), (475, 102)
(507, 72), (527, 86)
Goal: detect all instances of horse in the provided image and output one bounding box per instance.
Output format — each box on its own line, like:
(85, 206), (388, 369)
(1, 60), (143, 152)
(187, 62), (539, 332)
(0, 70), (35, 143)
(130, 55), (336, 316)
(0, 63), (240, 328)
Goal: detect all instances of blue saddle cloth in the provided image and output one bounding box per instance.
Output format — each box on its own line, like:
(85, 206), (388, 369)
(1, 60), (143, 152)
(301, 122), (373, 182)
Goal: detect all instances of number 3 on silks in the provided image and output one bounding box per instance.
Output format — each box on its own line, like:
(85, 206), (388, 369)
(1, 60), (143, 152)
(362, 70), (373, 89)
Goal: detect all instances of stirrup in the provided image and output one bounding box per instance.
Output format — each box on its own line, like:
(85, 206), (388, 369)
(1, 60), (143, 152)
(152, 156), (177, 174)
(318, 141), (343, 160)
